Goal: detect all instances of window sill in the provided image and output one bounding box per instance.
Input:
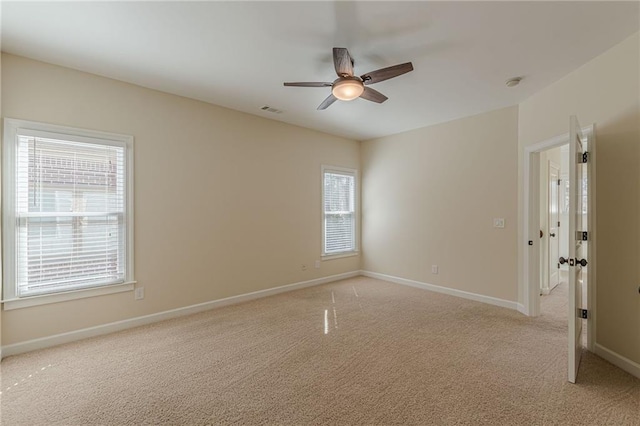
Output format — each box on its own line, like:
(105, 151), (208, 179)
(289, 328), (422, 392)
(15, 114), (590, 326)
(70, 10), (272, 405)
(321, 251), (359, 261)
(1, 281), (136, 311)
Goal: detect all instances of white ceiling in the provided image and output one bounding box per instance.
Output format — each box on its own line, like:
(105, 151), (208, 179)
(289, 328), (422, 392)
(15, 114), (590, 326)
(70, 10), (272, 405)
(2, 1), (639, 140)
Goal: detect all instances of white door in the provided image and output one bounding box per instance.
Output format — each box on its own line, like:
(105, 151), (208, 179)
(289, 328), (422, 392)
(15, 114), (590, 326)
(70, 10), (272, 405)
(548, 162), (560, 289)
(567, 116), (589, 383)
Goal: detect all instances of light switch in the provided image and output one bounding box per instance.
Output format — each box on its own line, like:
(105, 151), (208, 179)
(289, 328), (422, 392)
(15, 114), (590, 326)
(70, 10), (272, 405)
(493, 218), (505, 228)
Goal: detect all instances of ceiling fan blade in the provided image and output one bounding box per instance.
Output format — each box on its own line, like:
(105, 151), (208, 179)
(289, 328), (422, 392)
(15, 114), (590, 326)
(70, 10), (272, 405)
(284, 82), (333, 87)
(333, 47), (354, 77)
(359, 87), (388, 104)
(317, 94), (338, 110)
(361, 62), (414, 85)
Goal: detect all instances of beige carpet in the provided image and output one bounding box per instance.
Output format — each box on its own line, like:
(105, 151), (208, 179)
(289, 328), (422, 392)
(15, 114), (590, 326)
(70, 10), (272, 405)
(1, 277), (638, 425)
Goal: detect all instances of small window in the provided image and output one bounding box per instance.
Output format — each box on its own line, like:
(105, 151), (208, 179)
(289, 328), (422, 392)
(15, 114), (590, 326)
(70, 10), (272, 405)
(322, 166), (357, 256)
(2, 119), (134, 305)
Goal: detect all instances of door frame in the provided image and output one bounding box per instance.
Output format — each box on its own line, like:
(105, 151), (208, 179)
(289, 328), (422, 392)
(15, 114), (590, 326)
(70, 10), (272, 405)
(521, 124), (596, 352)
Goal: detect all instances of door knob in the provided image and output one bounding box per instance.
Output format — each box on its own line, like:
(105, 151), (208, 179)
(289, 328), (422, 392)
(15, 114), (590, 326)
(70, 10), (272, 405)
(550, 233), (556, 237)
(559, 257), (587, 267)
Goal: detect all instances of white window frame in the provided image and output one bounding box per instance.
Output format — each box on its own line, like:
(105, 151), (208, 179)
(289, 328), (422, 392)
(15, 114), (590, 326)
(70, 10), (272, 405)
(2, 118), (135, 310)
(321, 165), (358, 259)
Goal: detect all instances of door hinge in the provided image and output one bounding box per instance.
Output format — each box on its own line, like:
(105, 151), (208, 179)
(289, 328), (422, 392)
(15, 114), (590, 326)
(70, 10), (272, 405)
(576, 231), (588, 241)
(557, 179), (561, 185)
(578, 309), (588, 319)
(557, 263), (560, 269)
(558, 221), (561, 227)
(580, 151), (589, 163)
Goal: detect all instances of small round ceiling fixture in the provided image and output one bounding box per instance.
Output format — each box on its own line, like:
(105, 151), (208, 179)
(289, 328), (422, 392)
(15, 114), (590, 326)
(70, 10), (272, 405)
(506, 77), (523, 87)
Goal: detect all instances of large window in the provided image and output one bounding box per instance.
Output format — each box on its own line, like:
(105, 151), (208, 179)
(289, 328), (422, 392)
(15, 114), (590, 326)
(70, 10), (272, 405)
(3, 119), (134, 308)
(322, 166), (357, 256)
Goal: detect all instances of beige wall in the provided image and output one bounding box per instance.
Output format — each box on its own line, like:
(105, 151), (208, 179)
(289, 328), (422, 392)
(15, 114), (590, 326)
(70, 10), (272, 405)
(361, 106), (519, 302)
(518, 33), (640, 363)
(1, 54), (360, 346)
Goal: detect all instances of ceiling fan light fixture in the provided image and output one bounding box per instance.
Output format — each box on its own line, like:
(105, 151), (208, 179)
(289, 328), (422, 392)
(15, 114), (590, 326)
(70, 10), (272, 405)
(332, 78), (364, 101)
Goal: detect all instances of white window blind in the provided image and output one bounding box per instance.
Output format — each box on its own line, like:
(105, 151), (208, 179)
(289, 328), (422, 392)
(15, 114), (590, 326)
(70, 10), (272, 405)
(323, 168), (356, 255)
(12, 131), (128, 297)
(16, 135), (125, 296)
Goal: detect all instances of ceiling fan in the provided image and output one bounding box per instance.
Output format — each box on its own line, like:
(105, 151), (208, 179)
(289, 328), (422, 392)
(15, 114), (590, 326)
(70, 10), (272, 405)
(284, 47), (414, 110)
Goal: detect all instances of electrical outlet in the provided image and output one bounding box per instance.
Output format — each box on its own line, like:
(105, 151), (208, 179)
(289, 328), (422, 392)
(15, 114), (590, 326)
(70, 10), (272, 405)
(315, 260), (320, 269)
(134, 287), (144, 300)
(431, 265), (438, 274)
(493, 218), (505, 228)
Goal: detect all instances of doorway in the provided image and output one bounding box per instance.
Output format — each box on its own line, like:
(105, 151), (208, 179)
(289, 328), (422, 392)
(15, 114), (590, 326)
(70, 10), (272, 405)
(521, 122), (596, 381)
(538, 146), (570, 321)
(539, 147), (566, 297)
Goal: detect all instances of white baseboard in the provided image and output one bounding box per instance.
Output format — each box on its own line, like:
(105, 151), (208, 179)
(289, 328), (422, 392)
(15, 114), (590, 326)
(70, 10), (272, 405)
(594, 343), (640, 379)
(360, 270), (518, 311)
(517, 304), (527, 315)
(0, 271), (360, 359)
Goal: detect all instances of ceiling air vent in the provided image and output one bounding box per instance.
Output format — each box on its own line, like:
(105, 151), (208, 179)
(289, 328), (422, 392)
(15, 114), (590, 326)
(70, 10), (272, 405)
(260, 105), (283, 114)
